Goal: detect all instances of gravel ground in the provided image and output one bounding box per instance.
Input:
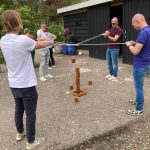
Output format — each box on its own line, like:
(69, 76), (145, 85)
(68, 115), (150, 150)
(0, 50), (150, 150)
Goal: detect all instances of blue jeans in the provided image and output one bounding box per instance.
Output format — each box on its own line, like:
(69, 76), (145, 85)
(106, 48), (119, 77)
(133, 66), (150, 111)
(11, 86), (38, 142)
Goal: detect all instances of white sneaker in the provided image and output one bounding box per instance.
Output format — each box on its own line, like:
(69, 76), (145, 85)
(129, 99), (136, 105)
(26, 137), (45, 150)
(45, 74), (54, 78)
(48, 67), (52, 70)
(112, 78), (118, 82)
(105, 74), (112, 79)
(52, 65), (56, 68)
(16, 132), (25, 141)
(127, 109), (143, 115)
(40, 76), (47, 81)
(109, 76), (118, 82)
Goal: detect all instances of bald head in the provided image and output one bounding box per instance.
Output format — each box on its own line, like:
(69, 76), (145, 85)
(111, 17), (119, 28)
(112, 17), (118, 23)
(132, 13), (145, 22)
(132, 13), (148, 30)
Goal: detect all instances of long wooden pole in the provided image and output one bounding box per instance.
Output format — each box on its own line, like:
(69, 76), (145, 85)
(75, 68), (80, 94)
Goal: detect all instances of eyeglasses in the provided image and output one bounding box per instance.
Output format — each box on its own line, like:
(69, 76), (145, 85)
(111, 23), (116, 25)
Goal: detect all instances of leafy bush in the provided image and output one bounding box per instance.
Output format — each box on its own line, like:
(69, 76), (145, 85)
(0, 50), (5, 64)
(48, 22), (64, 42)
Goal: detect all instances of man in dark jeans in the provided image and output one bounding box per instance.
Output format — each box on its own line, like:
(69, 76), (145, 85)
(1, 10), (52, 149)
(11, 87), (38, 142)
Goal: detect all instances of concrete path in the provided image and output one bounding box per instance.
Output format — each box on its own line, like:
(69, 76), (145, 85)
(0, 50), (150, 150)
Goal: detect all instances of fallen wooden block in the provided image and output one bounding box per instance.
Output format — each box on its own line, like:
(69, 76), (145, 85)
(74, 96), (79, 103)
(73, 89), (86, 97)
(71, 58), (76, 63)
(88, 80), (93, 85)
(69, 85), (73, 90)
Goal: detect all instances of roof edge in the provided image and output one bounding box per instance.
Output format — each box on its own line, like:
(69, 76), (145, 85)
(57, 0), (113, 14)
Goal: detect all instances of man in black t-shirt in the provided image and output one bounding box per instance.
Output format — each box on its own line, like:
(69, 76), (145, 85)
(102, 17), (123, 82)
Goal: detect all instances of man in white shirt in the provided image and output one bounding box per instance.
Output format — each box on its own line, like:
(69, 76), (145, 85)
(1, 10), (52, 149)
(37, 23), (54, 81)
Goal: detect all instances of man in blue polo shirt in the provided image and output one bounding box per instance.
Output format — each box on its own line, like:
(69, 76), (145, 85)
(126, 13), (150, 115)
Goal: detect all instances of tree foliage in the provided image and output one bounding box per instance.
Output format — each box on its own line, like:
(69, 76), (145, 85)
(0, 0), (88, 40)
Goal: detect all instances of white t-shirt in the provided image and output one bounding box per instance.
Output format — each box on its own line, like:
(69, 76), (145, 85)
(37, 29), (52, 51)
(37, 29), (47, 39)
(1, 34), (37, 88)
(37, 29), (50, 50)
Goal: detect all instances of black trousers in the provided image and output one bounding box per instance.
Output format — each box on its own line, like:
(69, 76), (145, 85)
(49, 48), (55, 67)
(31, 50), (35, 66)
(11, 86), (38, 142)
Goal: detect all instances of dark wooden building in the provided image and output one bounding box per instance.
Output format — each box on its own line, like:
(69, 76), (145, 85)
(57, 0), (150, 64)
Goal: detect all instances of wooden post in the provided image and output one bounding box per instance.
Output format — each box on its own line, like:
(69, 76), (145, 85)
(73, 68), (86, 97)
(74, 96), (79, 103)
(88, 81), (93, 85)
(71, 58), (76, 63)
(75, 68), (80, 94)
